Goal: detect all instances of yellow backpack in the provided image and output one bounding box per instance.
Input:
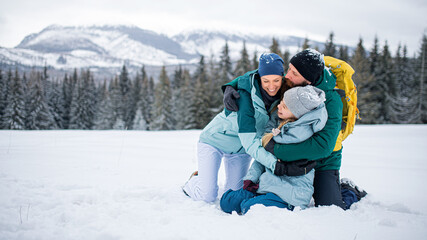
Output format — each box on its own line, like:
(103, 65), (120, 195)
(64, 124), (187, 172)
(324, 56), (360, 151)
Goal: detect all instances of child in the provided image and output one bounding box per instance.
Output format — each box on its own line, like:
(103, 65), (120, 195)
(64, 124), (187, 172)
(220, 85), (327, 214)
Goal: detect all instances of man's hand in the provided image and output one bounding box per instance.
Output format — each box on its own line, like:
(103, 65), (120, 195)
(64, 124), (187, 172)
(274, 159), (316, 176)
(223, 86), (240, 112)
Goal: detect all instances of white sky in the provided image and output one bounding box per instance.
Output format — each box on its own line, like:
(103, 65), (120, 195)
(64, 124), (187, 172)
(0, 0), (426, 55)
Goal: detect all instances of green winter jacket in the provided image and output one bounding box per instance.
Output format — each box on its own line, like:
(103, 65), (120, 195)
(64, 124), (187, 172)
(224, 68), (343, 171)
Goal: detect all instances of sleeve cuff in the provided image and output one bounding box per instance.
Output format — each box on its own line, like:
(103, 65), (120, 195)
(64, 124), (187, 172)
(265, 139), (276, 155)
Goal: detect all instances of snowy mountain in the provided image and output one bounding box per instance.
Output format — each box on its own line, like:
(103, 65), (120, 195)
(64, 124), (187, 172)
(0, 25), (327, 76)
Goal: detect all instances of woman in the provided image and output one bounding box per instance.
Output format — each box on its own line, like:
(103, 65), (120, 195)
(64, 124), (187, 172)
(183, 53), (285, 202)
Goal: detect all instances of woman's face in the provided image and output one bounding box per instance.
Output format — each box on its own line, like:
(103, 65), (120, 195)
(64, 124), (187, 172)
(277, 99), (296, 120)
(260, 75), (282, 96)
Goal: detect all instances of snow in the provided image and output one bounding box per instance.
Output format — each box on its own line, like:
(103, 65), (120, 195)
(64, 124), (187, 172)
(1, 125), (427, 240)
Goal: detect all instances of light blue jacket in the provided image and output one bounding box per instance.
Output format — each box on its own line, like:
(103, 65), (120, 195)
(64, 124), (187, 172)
(199, 70), (278, 171)
(245, 102), (328, 208)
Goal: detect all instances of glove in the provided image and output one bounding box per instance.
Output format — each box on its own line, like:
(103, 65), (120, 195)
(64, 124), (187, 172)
(223, 85), (240, 112)
(264, 138), (276, 154)
(274, 159), (316, 177)
(243, 180), (259, 193)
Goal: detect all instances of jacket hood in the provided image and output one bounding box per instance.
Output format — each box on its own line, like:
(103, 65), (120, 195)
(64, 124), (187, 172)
(313, 68), (337, 91)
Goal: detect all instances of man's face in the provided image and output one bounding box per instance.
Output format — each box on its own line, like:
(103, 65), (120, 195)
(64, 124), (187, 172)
(284, 64), (311, 88)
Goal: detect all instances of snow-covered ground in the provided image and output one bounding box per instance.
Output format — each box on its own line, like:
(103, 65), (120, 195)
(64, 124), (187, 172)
(0, 125), (426, 240)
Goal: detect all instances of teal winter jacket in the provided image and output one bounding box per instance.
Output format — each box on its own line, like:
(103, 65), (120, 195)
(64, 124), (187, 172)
(199, 70), (278, 171)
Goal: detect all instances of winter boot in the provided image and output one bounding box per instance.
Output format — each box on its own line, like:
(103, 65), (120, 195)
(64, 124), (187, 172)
(182, 171), (198, 197)
(340, 178), (367, 201)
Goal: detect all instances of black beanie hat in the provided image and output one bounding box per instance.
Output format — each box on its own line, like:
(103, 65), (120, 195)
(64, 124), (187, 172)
(289, 49), (324, 85)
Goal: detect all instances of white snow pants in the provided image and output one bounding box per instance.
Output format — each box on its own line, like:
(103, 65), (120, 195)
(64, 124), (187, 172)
(183, 142), (252, 202)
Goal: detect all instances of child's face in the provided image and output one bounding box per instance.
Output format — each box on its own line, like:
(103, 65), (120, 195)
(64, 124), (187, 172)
(277, 100), (296, 120)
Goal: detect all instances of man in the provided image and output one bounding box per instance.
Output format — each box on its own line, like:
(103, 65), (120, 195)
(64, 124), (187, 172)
(223, 49), (366, 209)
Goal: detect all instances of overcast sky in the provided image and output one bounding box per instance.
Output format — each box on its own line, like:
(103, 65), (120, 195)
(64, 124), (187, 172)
(0, 0), (426, 55)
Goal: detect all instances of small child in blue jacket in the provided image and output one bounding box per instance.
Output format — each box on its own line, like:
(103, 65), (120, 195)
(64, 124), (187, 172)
(220, 85), (327, 214)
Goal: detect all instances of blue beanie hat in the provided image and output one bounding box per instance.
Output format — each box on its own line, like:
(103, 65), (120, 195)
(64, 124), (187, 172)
(258, 53), (284, 77)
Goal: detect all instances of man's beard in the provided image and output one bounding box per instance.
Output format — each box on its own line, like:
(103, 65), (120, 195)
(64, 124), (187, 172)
(284, 77), (309, 88)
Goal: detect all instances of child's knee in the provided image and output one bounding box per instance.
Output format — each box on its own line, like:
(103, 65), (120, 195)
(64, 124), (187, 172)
(220, 189), (254, 214)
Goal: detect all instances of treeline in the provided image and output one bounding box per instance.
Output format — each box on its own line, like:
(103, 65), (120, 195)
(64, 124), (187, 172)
(0, 32), (426, 130)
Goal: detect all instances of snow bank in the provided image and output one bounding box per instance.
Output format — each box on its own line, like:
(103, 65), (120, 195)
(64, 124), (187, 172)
(0, 125), (426, 240)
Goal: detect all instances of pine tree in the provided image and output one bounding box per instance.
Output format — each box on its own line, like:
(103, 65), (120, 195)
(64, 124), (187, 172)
(377, 41), (394, 123)
(234, 41), (251, 76)
(0, 69), (12, 128)
(350, 38), (376, 124)
(323, 32), (337, 57)
(119, 65), (133, 129)
(369, 36), (380, 76)
(25, 71), (57, 130)
(61, 69), (78, 129)
(338, 45), (350, 61)
(150, 66), (173, 130)
(252, 50), (259, 71)
(139, 66), (153, 129)
(48, 80), (65, 129)
(270, 38), (282, 57)
(218, 41), (233, 86)
(388, 45), (420, 123)
(109, 77), (126, 129)
(302, 37), (310, 50)
(191, 56), (213, 128)
(282, 49), (290, 73)
(180, 69), (197, 129)
(94, 80), (115, 129)
(3, 69), (26, 129)
(207, 54), (222, 115)
(417, 34), (427, 123)
(0, 68), (8, 127)
(69, 69), (97, 129)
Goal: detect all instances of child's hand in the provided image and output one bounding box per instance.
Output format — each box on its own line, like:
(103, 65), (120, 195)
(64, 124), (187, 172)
(272, 128), (281, 136)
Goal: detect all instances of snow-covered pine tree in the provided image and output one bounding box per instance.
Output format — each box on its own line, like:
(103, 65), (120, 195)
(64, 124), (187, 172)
(128, 70), (143, 130)
(323, 32), (337, 58)
(0, 69), (12, 128)
(172, 66), (185, 130)
(207, 54), (222, 116)
(339, 46), (350, 62)
(25, 71), (57, 130)
(252, 50), (259, 73)
(47, 80), (64, 129)
(349, 38), (376, 124)
(417, 34), (427, 123)
(388, 45), (420, 123)
(150, 66), (174, 130)
(302, 37), (310, 50)
(270, 38), (282, 59)
(69, 69), (97, 129)
(282, 49), (290, 73)
(109, 77), (126, 130)
(0, 68), (8, 127)
(218, 41), (233, 86)
(61, 70), (77, 129)
(119, 65), (133, 129)
(180, 69), (197, 130)
(3, 69), (26, 129)
(94, 80), (115, 129)
(140, 66), (153, 129)
(192, 56), (212, 129)
(377, 41), (394, 123)
(234, 41), (251, 77)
